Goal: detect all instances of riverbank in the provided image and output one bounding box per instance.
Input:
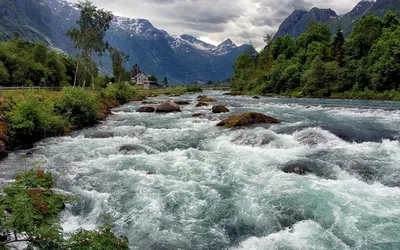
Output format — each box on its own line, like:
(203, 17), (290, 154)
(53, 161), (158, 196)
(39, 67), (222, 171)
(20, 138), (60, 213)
(0, 85), (201, 160)
(226, 89), (400, 101)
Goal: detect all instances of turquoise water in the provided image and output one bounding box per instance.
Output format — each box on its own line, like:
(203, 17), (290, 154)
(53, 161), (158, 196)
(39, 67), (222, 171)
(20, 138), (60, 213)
(2, 91), (400, 249)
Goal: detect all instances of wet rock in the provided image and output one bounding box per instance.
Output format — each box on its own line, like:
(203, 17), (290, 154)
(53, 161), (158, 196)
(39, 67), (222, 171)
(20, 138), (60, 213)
(212, 105), (230, 113)
(198, 97), (217, 102)
(0, 142), (8, 161)
(156, 102), (181, 113)
(230, 91), (242, 96)
(119, 144), (149, 154)
(282, 164), (313, 175)
(137, 107), (155, 113)
(195, 102), (208, 107)
(192, 113), (204, 117)
(84, 131), (115, 139)
(231, 129), (277, 146)
(217, 112), (280, 128)
(252, 96), (260, 99)
(174, 101), (190, 105)
(197, 95), (207, 99)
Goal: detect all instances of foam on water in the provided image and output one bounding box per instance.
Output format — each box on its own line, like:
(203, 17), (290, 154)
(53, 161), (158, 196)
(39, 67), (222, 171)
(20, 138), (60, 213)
(2, 92), (400, 249)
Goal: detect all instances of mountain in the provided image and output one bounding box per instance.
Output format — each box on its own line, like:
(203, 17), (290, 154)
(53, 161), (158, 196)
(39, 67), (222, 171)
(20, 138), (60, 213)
(274, 0), (400, 39)
(0, 0), (254, 84)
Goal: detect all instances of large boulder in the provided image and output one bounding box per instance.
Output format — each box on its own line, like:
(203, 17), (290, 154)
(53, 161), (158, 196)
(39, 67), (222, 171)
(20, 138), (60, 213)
(156, 102), (181, 113)
(195, 102), (208, 107)
(212, 105), (230, 113)
(0, 142), (8, 161)
(217, 112), (280, 128)
(137, 107), (156, 113)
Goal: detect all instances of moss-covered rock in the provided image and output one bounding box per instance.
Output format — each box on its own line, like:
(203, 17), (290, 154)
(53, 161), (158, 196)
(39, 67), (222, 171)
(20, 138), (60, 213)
(217, 112), (280, 128)
(156, 102), (181, 113)
(212, 105), (230, 113)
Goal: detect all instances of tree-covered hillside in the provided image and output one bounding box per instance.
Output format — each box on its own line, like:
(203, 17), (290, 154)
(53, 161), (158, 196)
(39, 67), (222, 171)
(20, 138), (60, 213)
(232, 11), (400, 99)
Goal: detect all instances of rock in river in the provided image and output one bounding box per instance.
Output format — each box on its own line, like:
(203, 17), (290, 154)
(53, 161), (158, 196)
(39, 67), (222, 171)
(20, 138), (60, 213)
(217, 112), (280, 128)
(281, 164), (313, 175)
(195, 102), (208, 107)
(156, 102), (181, 113)
(212, 105), (230, 113)
(174, 101), (191, 105)
(137, 107), (156, 113)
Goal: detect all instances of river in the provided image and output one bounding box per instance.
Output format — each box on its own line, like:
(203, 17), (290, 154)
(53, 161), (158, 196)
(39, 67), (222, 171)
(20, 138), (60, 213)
(2, 91), (400, 250)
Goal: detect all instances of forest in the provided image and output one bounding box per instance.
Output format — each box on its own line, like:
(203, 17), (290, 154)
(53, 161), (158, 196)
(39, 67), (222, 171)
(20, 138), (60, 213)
(232, 11), (400, 99)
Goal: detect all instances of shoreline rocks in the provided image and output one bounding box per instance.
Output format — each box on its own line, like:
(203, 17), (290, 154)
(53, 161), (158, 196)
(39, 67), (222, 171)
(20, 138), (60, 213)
(217, 112), (280, 128)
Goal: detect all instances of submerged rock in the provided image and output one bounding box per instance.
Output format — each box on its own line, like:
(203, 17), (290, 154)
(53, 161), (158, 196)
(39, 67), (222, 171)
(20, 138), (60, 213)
(282, 164), (313, 175)
(174, 101), (190, 105)
(197, 95), (207, 99)
(84, 131), (115, 139)
(195, 102), (208, 107)
(156, 102), (181, 113)
(296, 131), (328, 146)
(119, 144), (155, 155)
(192, 113), (204, 117)
(137, 106), (155, 113)
(212, 105), (230, 113)
(217, 112), (280, 128)
(252, 96), (260, 99)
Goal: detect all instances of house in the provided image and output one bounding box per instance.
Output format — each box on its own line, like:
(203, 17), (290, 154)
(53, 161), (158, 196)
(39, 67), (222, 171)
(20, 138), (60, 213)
(144, 81), (161, 90)
(131, 72), (148, 85)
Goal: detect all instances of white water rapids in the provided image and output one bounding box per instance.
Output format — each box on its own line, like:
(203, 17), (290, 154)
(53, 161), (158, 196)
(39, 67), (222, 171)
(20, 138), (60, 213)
(2, 91), (400, 249)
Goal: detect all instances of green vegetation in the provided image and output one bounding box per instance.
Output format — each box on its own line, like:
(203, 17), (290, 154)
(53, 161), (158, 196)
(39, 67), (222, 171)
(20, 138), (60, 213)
(57, 87), (99, 129)
(232, 11), (400, 99)
(67, 0), (113, 87)
(103, 82), (137, 104)
(0, 168), (129, 249)
(0, 39), (75, 87)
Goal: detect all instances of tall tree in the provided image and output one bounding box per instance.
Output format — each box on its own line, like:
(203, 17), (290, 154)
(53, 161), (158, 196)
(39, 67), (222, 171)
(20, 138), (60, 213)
(163, 76), (168, 86)
(110, 48), (129, 83)
(67, 1), (113, 87)
(331, 26), (345, 66)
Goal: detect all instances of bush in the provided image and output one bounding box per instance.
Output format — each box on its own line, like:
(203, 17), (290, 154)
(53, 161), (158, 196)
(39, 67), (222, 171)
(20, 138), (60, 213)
(185, 84), (202, 93)
(57, 87), (99, 129)
(104, 83), (136, 104)
(5, 95), (68, 144)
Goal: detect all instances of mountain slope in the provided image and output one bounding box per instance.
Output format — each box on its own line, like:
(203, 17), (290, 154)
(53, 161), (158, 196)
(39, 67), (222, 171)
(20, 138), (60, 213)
(0, 0), (254, 84)
(274, 0), (400, 39)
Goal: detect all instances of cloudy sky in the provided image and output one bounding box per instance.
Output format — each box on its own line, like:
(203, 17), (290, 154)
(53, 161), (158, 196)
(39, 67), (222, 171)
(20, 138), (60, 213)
(70, 0), (363, 48)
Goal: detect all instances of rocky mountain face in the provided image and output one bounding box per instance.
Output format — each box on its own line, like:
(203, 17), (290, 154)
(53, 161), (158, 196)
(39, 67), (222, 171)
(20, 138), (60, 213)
(274, 0), (400, 39)
(0, 0), (253, 84)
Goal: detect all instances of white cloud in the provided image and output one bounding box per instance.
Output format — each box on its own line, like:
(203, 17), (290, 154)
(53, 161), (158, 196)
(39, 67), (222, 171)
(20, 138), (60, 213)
(68, 0), (362, 48)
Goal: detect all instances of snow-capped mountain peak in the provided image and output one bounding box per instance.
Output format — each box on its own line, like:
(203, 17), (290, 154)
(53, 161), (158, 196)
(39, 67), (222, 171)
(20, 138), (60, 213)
(212, 38), (237, 55)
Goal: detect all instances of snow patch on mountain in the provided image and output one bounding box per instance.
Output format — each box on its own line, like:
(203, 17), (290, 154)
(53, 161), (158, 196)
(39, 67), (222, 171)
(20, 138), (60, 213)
(211, 39), (238, 55)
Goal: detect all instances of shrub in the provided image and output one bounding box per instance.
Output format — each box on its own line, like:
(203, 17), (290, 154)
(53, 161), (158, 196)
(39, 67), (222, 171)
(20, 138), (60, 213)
(104, 83), (136, 104)
(0, 169), (129, 249)
(57, 87), (99, 129)
(5, 95), (68, 144)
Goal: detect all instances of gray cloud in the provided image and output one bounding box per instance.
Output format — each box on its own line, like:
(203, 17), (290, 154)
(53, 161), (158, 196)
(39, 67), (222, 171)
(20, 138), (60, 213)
(69, 0), (362, 48)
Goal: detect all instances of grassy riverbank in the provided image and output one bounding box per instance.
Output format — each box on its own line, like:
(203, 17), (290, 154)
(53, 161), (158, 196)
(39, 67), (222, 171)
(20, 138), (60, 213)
(0, 85), (201, 159)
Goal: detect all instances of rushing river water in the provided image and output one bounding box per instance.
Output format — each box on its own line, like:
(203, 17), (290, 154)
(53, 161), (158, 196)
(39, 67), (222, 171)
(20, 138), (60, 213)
(2, 91), (400, 249)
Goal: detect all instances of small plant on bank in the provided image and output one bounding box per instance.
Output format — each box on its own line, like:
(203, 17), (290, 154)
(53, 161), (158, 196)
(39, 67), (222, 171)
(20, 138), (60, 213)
(104, 83), (136, 105)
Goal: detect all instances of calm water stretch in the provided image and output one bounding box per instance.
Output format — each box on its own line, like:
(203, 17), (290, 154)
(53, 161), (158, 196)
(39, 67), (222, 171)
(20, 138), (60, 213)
(2, 91), (400, 250)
